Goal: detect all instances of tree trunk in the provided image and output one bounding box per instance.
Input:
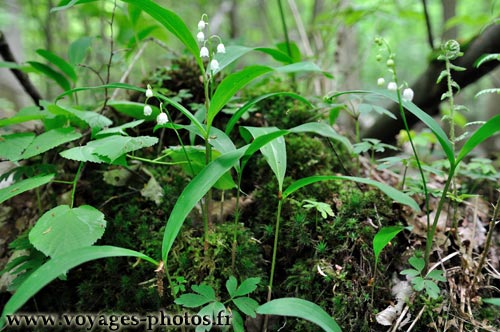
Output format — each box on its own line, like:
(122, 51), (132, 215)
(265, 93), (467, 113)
(362, 23), (500, 143)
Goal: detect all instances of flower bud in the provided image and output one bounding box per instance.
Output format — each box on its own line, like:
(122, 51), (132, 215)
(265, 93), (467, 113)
(386, 58), (395, 67)
(196, 31), (205, 42)
(156, 112), (169, 125)
(387, 82), (397, 91)
(143, 105), (152, 116)
(145, 85), (153, 98)
(216, 43), (226, 54)
(200, 46), (209, 58)
(377, 78), (385, 87)
(210, 59), (219, 71)
(198, 20), (206, 31)
(402, 88), (414, 102)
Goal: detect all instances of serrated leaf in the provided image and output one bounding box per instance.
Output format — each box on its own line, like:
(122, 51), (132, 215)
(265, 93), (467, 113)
(0, 174), (55, 204)
(61, 135), (158, 165)
(29, 205), (106, 258)
(234, 277), (260, 297)
(400, 269), (420, 277)
(426, 269), (447, 282)
(233, 297), (259, 317)
(20, 128), (81, 160)
(0, 133), (35, 161)
(226, 276), (238, 298)
(192, 284), (216, 300)
(409, 256), (425, 272)
(0, 106), (48, 128)
(36, 49), (77, 82)
(424, 280), (441, 299)
(48, 104), (112, 129)
(175, 293), (213, 308)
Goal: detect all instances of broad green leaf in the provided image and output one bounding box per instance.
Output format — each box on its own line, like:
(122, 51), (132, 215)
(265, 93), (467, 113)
(108, 100), (160, 120)
(0, 245), (157, 328)
(208, 127), (236, 155)
(412, 276), (425, 291)
(483, 298), (500, 306)
(161, 148), (246, 261)
(400, 269), (420, 277)
(0, 174), (55, 204)
(243, 126), (286, 191)
(373, 226), (406, 266)
(283, 175), (420, 211)
(256, 47), (294, 64)
(233, 297), (259, 317)
(424, 280), (441, 299)
(0, 133), (35, 161)
(208, 66), (274, 128)
(29, 205), (106, 258)
(119, 0), (202, 69)
(274, 61), (323, 74)
(426, 269), (446, 282)
(409, 256), (425, 272)
(276, 41), (302, 62)
(231, 310), (244, 332)
(95, 120), (144, 137)
(55, 83), (206, 137)
(48, 104), (112, 129)
(68, 36), (93, 65)
(27, 61), (71, 91)
(0, 106), (48, 128)
(226, 276), (238, 298)
(289, 122), (352, 150)
(20, 127), (81, 160)
(36, 49), (77, 81)
(168, 146), (236, 190)
(192, 284), (216, 300)
(330, 90), (454, 166)
(225, 92), (313, 135)
(456, 114), (500, 164)
(234, 277), (260, 297)
(60, 135), (158, 165)
(175, 294), (213, 308)
(257, 298), (342, 332)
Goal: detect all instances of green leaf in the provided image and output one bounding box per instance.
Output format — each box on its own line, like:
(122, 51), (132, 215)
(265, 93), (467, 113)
(68, 36), (93, 65)
(426, 269), (447, 282)
(225, 92), (313, 135)
(51, 0), (98, 12)
(0, 174), (55, 204)
(234, 277), (260, 297)
(283, 175), (420, 211)
(20, 127), (81, 160)
(208, 66), (274, 128)
(36, 49), (77, 82)
(330, 90), (454, 166)
(29, 205), (106, 258)
(47, 104), (113, 130)
(119, 0), (202, 69)
(411, 277), (425, 291)
(0, 106), (48, 128)
(95, 120), (144, 137)
(274, 61), (323, 74)
(0, 245), (157, 328)
(257, 298), (342, 332)
(373, 226), (406, 266)
(27, 61), (71, 91)
(55, 83), (206, 137)
(289, 122), (352, 150)
(161, 148), (246, 261)
(226, 276), (238, 298)
(175, 294), (213, 308)
(456, 114), (500, 164)
(243, 127), (286, 191)
(409, 256), (425, 272)
(475, 53), (500, 68)
(483, 298), (500, 306)
(192, 284), (216, 301)
(424, 280), (441, 299)
(233, 297), (259, 317)
(231, 310), (244, 332)
(60, 135), (158, 165)
(0, 132), (35, 161)
(108, 100), (160, 120)
(400, 269), (420, 277)
(276, 41), (302, 62)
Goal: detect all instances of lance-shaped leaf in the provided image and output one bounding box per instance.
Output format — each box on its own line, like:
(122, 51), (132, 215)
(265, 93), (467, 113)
(36, 49), (77, 82)
(0, 174), (55, 204)
(456, 114), (500, 164)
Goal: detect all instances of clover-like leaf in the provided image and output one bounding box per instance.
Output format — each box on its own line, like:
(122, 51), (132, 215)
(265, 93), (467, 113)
(234, 277), (260, 297)
(233, 297), (259, 318)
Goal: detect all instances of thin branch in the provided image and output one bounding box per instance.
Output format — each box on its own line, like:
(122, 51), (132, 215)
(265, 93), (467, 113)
(101, 0), (117, 111)
(422, 0), (435, 49)
(0, 31), (43, 107)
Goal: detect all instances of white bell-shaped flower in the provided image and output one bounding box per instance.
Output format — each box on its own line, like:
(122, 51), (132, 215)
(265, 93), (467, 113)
(210, 59), (220, 71)
(198, 20), (206, 31)
(387, 82), (397, 91)
(402, 88), (414, 102)
(200, 46), (209, 58)
(377, 78), (385, 87)
(196, 31), (205, 42)
(156, 112), (169, 125)
(143, 105), (152, 116)
(145, 85), (153, 98)
(217, 43), (226, 54)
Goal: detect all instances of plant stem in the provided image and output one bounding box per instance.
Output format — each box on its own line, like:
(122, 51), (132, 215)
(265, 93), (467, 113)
(267, 195), (284, 300)
(70, 162), (84, 209)
(231, 173), (244, 272)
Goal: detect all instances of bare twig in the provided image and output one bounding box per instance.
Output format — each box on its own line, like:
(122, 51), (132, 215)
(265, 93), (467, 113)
(421, 0), (434, 49)
(0, 31), (43, 106)
(101, 0), (117, 112)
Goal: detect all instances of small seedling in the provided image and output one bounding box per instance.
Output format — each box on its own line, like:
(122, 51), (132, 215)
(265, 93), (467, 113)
(401, 255), (446, 299)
